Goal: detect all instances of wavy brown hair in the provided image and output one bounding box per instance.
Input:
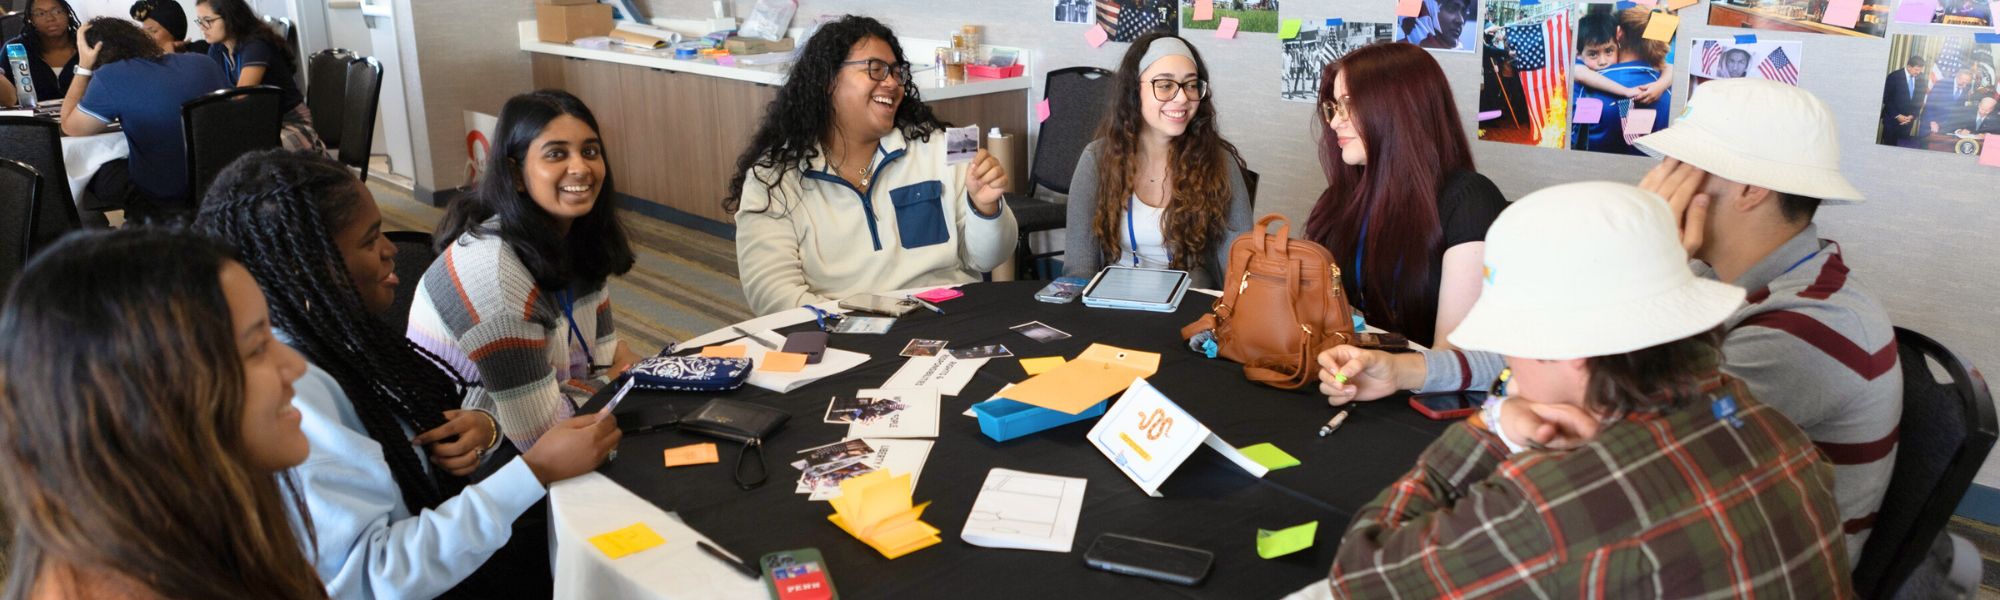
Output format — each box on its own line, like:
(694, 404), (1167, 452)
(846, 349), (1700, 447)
(0, 230), (326, 599)
(1089, 31), (1245, 270)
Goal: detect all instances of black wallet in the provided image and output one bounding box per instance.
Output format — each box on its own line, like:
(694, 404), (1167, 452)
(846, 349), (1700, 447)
(680, 399), (789, 490)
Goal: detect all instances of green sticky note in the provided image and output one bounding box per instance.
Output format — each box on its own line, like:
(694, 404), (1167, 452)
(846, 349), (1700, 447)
(1279, 18), (1303, 39)
(1238, 443), (1300, 471)
(1256, 521), (1318, 559)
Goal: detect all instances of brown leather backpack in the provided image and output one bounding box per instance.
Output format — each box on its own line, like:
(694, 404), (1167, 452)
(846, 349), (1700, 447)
(1180, 214), (1359, 390)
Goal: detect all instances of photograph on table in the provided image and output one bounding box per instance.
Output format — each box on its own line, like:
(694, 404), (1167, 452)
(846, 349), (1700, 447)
(1568, 6), (1679, 156)
(1877, 33), (2000, 155)
(1394, 0), (1481, 52)
(1181, 0), (1282, 33)
(1915, 0), (1994, 28)
(824, 395), (909, 424)
(1477, 0), (1573, 147)
(1279, 19), (1394, 103)
(1706, 0), (1889, 37)
(1688, 38), (1804, 98)
(1056, 0), (1097, 24)
(1099, 0), (1181, 42)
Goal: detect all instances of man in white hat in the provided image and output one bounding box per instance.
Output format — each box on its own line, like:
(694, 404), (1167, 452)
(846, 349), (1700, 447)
(1329, 182), (1850, 597)
(1317, 79), (1901, 566)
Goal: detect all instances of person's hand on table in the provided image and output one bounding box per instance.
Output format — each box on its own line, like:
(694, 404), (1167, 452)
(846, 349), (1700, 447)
(1638, 158), (1711, 257)
(410, 409), (495, 477)
(1494, 398), (1602, 452)
(966, 149), (1009, 217)
(522, 413), (622, 485)
(1317, 345), (1423, 406)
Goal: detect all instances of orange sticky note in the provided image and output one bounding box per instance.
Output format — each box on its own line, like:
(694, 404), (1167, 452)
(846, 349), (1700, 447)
(1194, 0), (1214, 20)
(700, 345), (746, 358)
(1668, 0), (1700, 9)
(1019, 356), (1065, 376)
(1642, 12), (1679, 42)
(1980, 135), (2000, 167)
(588, 523), (665, 559)
(1001, 344), (1160, 414)
(1397, 0), (1424, 17)
(663, 443), (719, 467)
(1085, 23), (1109, 48)
(760, 351), (808, 373)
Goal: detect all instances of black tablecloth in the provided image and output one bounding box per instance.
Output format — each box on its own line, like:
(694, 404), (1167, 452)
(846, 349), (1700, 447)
(585, 282), (1451, 599)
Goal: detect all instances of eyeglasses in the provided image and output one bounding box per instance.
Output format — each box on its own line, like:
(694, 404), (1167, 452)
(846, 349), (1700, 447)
(1149, 79), (1209, 102)
(28, 8), (66, 19)
(195, 15), (222, 29)
(840, 58), (912, 83)
(1321, 95), (1354, 123)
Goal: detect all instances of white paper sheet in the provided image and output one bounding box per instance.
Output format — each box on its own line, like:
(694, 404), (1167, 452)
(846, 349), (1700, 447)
(845, 388), (940, 439)
(739, 331), (869, 393)
(961, 468), (1088, 552)
(881, 353), (988, 396)
(801, 439), (935, 501)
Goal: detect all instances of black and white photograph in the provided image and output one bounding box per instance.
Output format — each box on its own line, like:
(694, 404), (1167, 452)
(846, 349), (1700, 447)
(1280, 20), (1394, 103)
(945, 125), (981, 164)
(1010, 321), (1073, 342)
(1099, 0), (1181, 43)
(1056, 0), (1095, 24)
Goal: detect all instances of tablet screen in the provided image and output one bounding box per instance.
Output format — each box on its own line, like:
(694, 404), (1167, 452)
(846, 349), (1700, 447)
(1087, 268), (1188, 304)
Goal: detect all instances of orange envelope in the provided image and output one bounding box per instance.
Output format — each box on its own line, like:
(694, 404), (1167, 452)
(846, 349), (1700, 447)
(999, 344), (1159, 414)
(662, 443), (719, 467)
(700, 345), (747, 358)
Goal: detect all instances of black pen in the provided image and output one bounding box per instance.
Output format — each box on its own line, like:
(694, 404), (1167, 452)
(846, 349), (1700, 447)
(697, 540), (762, 579)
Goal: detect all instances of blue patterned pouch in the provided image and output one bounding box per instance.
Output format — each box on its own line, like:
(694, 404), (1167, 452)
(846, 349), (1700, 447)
(627, 356), (752, 392)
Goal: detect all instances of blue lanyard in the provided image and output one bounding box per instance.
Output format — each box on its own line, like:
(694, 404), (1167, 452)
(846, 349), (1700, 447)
(556, 289), (597, 369)
(1126, 202), (1141, 267)
(1353, 211), (1371, 293)
(1777, 249), (1821, 280)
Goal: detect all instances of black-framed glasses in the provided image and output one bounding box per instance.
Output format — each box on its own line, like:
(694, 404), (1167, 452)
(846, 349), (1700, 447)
(1321, 95), (1354, 123)
(29, 8), (66, 19)
(840, 58), (912, 83)
(195, 15), (222, 29)
(1149, 79), (1209, 102)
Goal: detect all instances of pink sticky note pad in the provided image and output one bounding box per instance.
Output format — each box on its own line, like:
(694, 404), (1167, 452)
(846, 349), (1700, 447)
(1194, 0), (1214, 21)
(1894, 0), (1936, 23)
(1085, 24), (1109, 48)
(1624, 109), (1658, 144)
(1036, 98), (1051, 123)
(1824, 0), (1864, 27)
(1397, 0), (1424, 17)
(1215, 17), (1240, 38)
(1982, 135), (2000, 167)
(914, 288), (963, 303)
(1992, 1), (2000, 32)
(1574, 98), (1604, 124)
(715, 56), (736, 67)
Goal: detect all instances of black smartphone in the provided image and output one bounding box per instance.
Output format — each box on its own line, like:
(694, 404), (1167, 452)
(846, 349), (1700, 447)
(1083, 533), (1213, 586)
(782, 331), (828, 364)
(1410, 391), (1489, 420)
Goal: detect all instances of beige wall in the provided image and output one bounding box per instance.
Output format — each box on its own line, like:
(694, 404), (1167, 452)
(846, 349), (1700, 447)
(396, 0), (536, 200)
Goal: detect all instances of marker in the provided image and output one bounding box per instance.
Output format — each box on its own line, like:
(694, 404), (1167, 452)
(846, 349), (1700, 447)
(1331, 373), (1350, 385)
(908, 295), (946, 315)
(697, 540), (763, 579)
(731, 325), (778, 349)
(1318, 410), (1349, 437)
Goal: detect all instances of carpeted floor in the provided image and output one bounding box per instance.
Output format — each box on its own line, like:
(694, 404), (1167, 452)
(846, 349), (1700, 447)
(371, 182), (750, 353)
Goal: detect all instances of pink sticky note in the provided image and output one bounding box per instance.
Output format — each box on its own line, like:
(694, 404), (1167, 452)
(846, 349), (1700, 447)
(1215, 17), (1241, 38)
(1982, 135), (2000, 167)
(1085, 24), (1109, 48)
(1992, 1), (2000, 32)
(1574, 97), (1604, 124)
(715, 55), (736, 67)
(1194, 0), (1214, 21)
(1824, 0), (1864, 27)
(1623, 108), (1658, 144)
(1036, 98), (1051, 123)
(1894, 0), (1936, 23)
(1397, 0), (1424, 17)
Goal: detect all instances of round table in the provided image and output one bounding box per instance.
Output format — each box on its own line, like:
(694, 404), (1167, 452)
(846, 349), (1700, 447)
(552, 281), (1452, 599)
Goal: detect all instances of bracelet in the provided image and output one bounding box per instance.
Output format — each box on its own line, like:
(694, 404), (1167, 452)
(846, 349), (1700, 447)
(476, 410), (502, 453)
(72, 66), (92, 77)
(1482, 397), (1533, 455)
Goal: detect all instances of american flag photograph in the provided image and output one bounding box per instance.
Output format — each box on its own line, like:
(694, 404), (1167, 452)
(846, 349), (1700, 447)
(1476, 0), (1571, 147)
(1096, 0), (1180, 43)
(1689, 39), (1805, 99)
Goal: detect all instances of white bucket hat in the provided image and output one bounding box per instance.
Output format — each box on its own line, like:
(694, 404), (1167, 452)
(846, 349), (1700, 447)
(1633, 79), (1865, 203)
(1446, 182), (1747, 360)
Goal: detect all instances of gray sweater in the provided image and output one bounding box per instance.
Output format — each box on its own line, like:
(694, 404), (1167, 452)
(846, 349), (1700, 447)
(1060, 141), (1254, 289)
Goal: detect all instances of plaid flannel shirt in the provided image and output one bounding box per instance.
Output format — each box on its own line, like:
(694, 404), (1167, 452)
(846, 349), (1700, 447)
(1330, 378), (1852, 598)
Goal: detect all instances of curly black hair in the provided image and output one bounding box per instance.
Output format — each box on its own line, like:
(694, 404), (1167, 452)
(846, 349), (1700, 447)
(195, 149), (470, 514)
(83, 17), (164, 67)
(724, 15), (946, 215)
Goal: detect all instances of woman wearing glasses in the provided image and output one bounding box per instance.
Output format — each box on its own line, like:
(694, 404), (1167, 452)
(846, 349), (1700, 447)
(1062, 32), (1251, 289)
(727, 15), (1015, 317)
(0, 0), (78, 106)
(1306, 42), (1505, 350)
(195, 0), (321, 152)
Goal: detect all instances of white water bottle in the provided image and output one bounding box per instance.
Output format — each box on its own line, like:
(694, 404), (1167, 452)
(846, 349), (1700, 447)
(6, 43), (33, 107)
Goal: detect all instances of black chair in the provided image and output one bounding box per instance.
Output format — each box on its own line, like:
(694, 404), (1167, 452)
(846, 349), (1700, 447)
(0, 158), (40, 287)
(306, 48), (355, 150)
(0, 13), (23, 49)
(1007, 66), (1115, 280)
(182, 86), (283, 203)
(340, 57), (383, 181)
(0, 116), (81, 254)
(1851, 327), (1997, 599)
(383, 230), (435, 333)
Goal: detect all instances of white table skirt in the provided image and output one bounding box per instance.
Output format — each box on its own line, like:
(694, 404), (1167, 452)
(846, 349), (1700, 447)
(59, 132), (128, 203)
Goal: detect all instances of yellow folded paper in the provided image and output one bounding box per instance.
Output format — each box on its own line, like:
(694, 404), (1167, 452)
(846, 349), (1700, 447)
(998, 344), (1159, 414)
(826, 471), (941, 559)
(588, 523), (665, 559)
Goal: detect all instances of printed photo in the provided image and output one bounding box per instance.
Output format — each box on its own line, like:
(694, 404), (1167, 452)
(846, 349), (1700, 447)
(1010, 321), (1073, 342)
(1056, 0), (1096, 24)
(1705, 0), (1889, 38)
(824, 394), (909, 424)
(1878, 33), (2000, 155)
(900, 339), (947, 357)
(1181, 0), (1281, 33)
(946, 125), (980, 164)
(794, 439), (874, 470)
(1279, 20), (1394, 103)
(801, 459), (877, 493)
(1568, 6), (1678, 156)
(1924, 0), (1994, 27)
(1099, 0), (1181, 43)
(1395, 0), (1480, 53)
(1688, 39), (1804, 98)
(949, 344), (1016, 359)
(1478, 0), (1572, 147)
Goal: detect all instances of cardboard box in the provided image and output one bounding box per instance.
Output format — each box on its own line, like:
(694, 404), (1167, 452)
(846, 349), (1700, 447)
(537, 3), (613, 43)
(724, 36), (794, 55)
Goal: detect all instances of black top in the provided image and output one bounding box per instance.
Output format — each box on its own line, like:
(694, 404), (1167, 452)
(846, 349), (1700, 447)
(1338, 169), (1507, 347)
(3, 33), (77, 103)
(207, 36), (300, 111)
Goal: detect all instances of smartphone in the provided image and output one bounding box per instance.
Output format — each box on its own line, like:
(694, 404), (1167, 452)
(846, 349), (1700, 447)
(1410, 391), (1488, 420)
(782, 331), (828, 364)
(1034, 276), (1090, 304)
(762, 548), (838, 600)
(1082, 533), (1213, 586)
(837, 294), (919, 317)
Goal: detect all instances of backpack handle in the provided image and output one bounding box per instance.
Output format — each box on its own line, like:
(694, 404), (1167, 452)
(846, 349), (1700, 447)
(1251, 214), (1292, 261)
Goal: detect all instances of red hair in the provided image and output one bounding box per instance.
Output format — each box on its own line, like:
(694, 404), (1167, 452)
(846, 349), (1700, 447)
(1304, 42), (1473, 343)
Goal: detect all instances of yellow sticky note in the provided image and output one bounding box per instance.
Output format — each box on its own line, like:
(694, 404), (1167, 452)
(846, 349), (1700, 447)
(1642, 12), (1679, 42)
(1019, 356), (1065, 376)
(700, 345), (747, 358)
(1668, 0), (1700, 10)
(1255, 521), (1318, 559)
(759, 351), (808, 373)
(663, 443), (719, 467)
(588, 523), (665, 559)
(1279, 18), (1302, 39)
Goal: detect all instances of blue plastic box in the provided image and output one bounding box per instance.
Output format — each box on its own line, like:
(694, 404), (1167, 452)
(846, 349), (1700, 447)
(971, 397), (1108, 442)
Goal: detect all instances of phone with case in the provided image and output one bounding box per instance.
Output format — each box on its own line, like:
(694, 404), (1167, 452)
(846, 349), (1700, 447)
(762, 548), (838, 600)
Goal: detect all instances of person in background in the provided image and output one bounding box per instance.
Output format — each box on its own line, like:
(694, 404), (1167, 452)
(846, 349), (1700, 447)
(1571, 6), (1670, 155)
(1062, 32), (1251, 289)
(0, 0), (78, 106)
(1926, 68), (1977, 136)
(1957, 94), (2000, 135)
(59, 17), (230, 223)
(727, 15), (1015, 316)
(1881, 54), (1928, 148)
(196, 0), (321, 151)
(412, 90), (643, 452)
(1720, 47), (1752, 78)
(198, 150), (619, 598)
(1307, 42), (1505, 348)
(0, 229), (329, 598)
(131, 0), (208, 54)
(1328, 181), (1850, 597)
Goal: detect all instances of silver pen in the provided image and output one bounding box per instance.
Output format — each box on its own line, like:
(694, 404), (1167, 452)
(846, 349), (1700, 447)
(1318, 410), (1350, 437)
(731, 325), (778, 349)
(907, 295), (946, 315)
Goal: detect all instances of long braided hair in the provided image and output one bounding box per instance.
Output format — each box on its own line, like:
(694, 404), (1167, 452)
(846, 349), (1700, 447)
(196, 150), (468, 513)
